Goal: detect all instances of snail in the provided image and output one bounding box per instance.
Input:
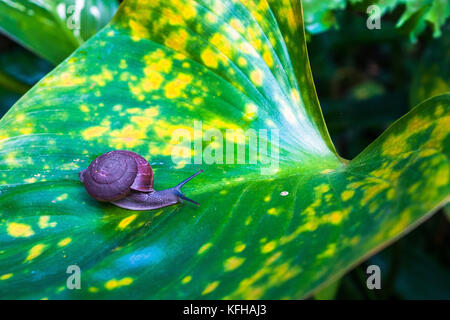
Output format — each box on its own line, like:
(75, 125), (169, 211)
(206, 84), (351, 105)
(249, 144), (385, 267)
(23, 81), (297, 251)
(80, 150), (202, 210)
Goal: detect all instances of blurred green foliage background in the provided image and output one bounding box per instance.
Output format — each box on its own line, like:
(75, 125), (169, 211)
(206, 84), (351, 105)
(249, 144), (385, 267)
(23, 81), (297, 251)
(308, 6), (450, 299)
(0, 0), (448, 299)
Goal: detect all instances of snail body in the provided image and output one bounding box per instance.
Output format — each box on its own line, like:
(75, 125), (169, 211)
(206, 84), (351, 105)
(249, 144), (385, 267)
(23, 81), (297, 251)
(80, 150), (202, 210)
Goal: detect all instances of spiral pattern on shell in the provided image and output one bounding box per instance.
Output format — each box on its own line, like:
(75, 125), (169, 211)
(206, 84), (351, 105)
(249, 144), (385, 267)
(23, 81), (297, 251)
(81, 150), (154, 202)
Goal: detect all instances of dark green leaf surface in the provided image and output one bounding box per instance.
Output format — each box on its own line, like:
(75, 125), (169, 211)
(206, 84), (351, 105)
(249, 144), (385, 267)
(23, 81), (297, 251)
(0, 0), (448, 299)
(314, 278), (341, 300)
(0, 0), (118, 64)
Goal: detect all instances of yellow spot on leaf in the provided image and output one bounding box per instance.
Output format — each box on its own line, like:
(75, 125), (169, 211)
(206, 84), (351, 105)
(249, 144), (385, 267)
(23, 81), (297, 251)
(58, 238), (72, 247)
(90, 66), (114, 87)
(383, 139), (405, 157)
(117, 214), (137, 230)
(419, 149), (437, 158)
(197, 243), (212, 255)
(110, 124), (146, 149)
(81, 126), (109, 140)
(141, 73), (163, 91)
(119, 59), (127, 69)
(7, 222), (34, 238)
(234, 243), (246, 253)
(180, 4), (196, 19)
(201, 48), (219, 68)
(206, 12), (216, 23)
(26, 244), (47, 261)
(230, 18), (244, 33)
(202, 281), (219, 295)
(210, 33), (232, 56)
(19, 127), (33, 135)
(224, 256), (245, 271)
(387, 188), (395, 200)
(361, 183), (389, 205)
(387, 208), (412, 238)
(318, 243), (336, 259)
(38, 216), (56, 229)
(181, 275), (192, 284)
(329, 211), (343, 224)
(165, 29), (189, 52)
(129, 19), (148, 41)
(238, 57), (247, 67)
(193, 97), (203, 106)
(56, 193), (68, 201)
(250, 69), (264, 86)
(341, 190), (355, 201)
(105, 277), (134, 290)
(0, 273), (13, 280)
(316, 184), (330, 193)
(164, 74), (193, 98)
(263, 51), (273, 67)
(435, 104), (444, 116)
(434, 165), (449, 188)
(261, 241), (276, 253)
(291, 89), (301, 104)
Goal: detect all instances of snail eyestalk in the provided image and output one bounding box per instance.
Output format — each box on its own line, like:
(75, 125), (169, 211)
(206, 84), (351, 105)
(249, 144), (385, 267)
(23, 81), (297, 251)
(173, 170), (203, 206)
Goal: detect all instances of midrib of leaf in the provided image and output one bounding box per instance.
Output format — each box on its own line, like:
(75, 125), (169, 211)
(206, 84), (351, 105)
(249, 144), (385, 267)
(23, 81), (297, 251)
(110, 0), (337, 158)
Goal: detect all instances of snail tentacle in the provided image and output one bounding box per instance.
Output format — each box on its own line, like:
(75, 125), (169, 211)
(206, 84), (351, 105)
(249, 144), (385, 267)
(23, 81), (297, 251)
(172, 169), (203, 206)
(111, 170), (203, 210)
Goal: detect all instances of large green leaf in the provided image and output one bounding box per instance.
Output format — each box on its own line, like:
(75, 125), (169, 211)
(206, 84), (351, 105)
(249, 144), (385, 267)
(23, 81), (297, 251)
(0, 0), (118, 64)
(0, 0), (448, 299)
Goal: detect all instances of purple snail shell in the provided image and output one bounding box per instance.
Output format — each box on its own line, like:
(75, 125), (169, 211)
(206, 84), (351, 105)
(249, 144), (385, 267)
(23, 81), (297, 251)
(80, 150), (202, 211)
